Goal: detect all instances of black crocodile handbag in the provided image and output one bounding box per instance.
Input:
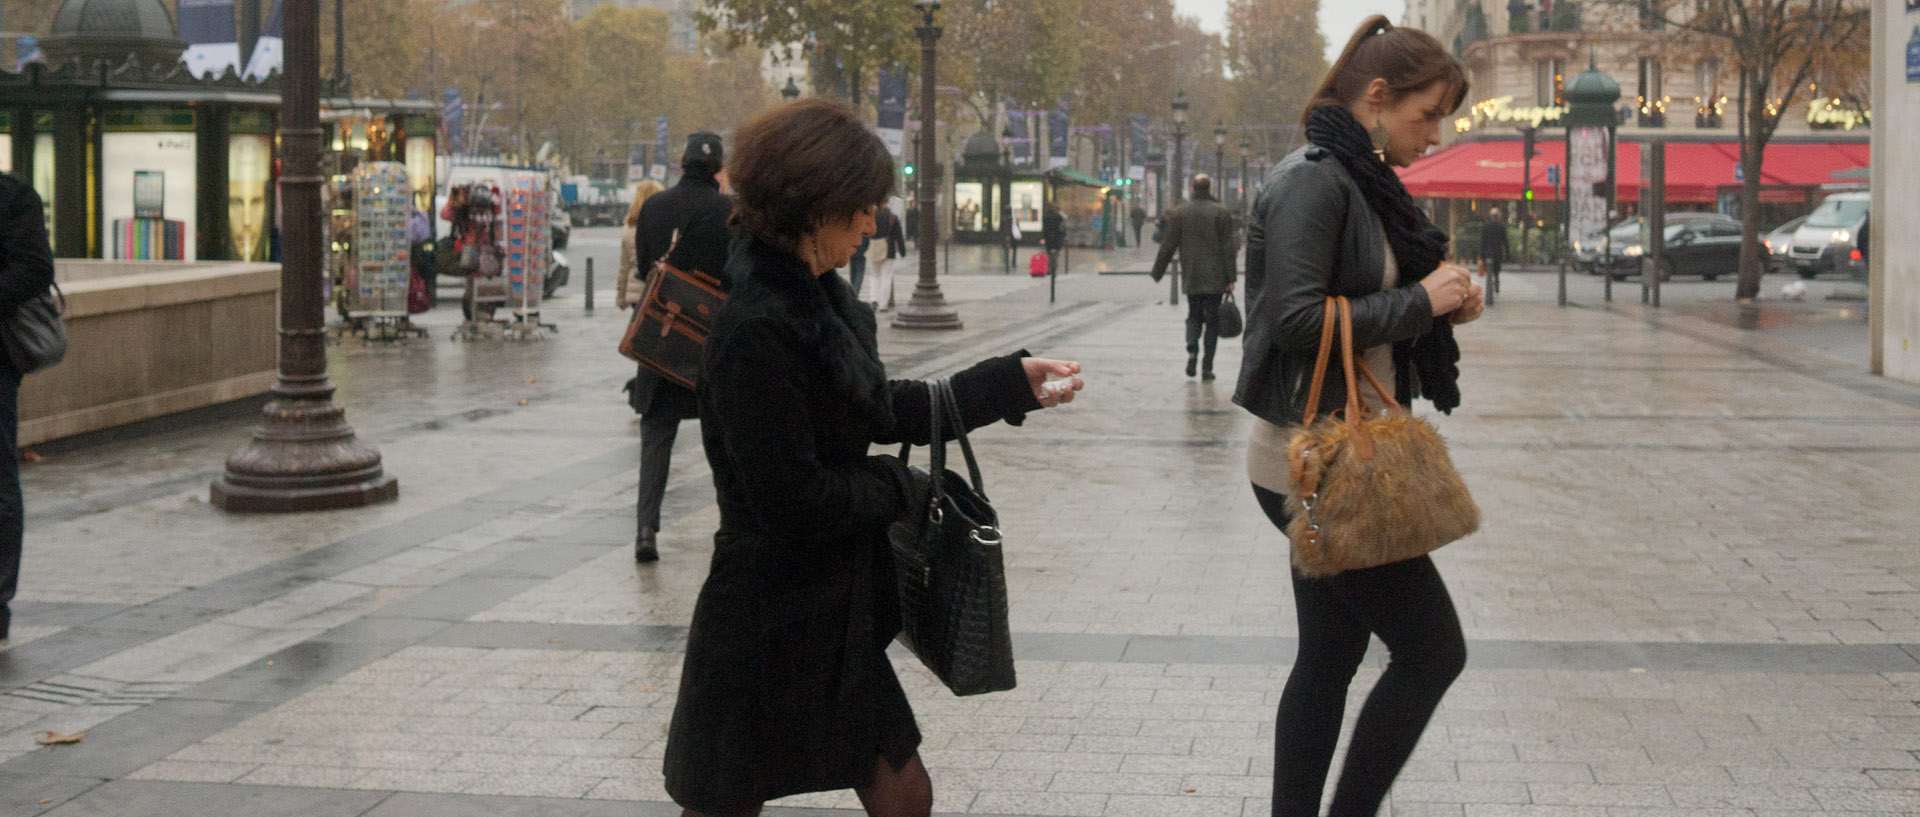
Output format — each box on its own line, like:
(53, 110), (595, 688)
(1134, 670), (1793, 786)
(888, 377), (1016, 696)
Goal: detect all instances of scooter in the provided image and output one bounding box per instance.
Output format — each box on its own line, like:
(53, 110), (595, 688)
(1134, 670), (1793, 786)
(543, 250), (569, 299)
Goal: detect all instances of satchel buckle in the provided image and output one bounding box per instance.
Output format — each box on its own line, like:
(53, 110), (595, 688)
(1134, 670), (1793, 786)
(928, 505), (944, 525)
(969, 526), (1002, 547)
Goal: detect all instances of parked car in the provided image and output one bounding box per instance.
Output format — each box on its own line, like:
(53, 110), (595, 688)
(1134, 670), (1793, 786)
(1597, 214), (1744, 281)
(1786, 192), (1868, 279)
(1573, 211), (1723, 273)
(1764, 215), (1807, 275)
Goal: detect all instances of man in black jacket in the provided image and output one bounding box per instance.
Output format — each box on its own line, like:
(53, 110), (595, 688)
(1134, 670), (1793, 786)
(627, 132), (733, 563)
(0, 175), (54, 640)
(1480, 207), (1507, 302)
(1042, 201), (1066, 276)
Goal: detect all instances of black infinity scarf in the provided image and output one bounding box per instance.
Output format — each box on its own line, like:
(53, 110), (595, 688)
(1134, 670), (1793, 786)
(1302, 104), (1461, 414)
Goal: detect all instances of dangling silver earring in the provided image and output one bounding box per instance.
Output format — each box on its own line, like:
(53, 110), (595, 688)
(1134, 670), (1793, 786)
(1368, 118), (1390, 161)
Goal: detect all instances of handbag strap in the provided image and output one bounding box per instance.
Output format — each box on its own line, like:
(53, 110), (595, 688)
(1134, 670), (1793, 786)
(1299, 298), (1340, 427)
(937, 377), (987, 497)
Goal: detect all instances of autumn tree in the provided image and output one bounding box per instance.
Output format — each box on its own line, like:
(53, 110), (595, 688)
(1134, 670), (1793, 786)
(321, 0), (428, 96)
(1601, 0), (1870, 299)
(694, 0), (915, 105)
(1225, 0), (1326, 153)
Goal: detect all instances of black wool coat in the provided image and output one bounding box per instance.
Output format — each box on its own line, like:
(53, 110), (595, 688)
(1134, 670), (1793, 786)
(663, 236), (1040, 812)
(627, 171), (733, 419)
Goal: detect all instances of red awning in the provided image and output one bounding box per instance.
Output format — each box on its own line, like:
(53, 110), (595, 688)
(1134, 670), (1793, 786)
(1397, 139), (1870, 203)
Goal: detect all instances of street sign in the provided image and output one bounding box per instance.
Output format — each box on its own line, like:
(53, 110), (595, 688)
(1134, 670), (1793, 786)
(1546, 165), (1559, 186)
(1734, 162), (1744, 182)
(1908, 27), (1920, 83)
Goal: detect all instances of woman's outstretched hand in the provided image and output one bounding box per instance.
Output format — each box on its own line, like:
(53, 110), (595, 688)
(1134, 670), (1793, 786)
(1024, 357), (1084, 408)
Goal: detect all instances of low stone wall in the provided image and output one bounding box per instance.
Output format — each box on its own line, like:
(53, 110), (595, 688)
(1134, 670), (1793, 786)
(21, 261), (280, 446)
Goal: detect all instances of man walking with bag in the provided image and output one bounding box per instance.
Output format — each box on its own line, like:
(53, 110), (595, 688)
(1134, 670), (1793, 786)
(627, 133), (732, 563)
(0, 175), (55, 639)
(1150, 174), (1237, 380)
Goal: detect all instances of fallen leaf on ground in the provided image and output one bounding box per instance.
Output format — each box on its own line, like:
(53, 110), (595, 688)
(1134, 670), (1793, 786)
(527, 377), (538, 384)
(634, 685), (659, 693)
(19, 450), (42, 463)
(518, 399), (529, 406)
(1184, 788), (1197, 793)
(38, 799), (51, 804)
(36, 731), (84, 745)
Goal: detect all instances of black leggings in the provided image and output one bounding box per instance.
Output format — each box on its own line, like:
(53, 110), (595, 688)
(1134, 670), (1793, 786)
(1253, 484), (1466, 817)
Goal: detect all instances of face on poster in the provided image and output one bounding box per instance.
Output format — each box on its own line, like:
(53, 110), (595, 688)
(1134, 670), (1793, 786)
(229, 134), (271, 261)
(1010, 181), (1044, 230)
(405, 137), (435, 214)
(101, 131), (198, 260)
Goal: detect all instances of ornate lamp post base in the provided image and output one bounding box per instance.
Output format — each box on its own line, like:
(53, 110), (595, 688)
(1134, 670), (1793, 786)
(211, 395), (397, 512)
(891, 285), (964, 329)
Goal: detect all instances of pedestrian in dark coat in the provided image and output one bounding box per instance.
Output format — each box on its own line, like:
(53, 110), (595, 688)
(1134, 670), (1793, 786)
(1151, 174), (1239, 379)
(0, 174), (55, 641)
(662, 98), (1085, 817)
(1129, 203), (1147, 247)
(1479, 207), (1508, 280)
(1042, 201), (1066, 275)
(626, 132), (733, 563)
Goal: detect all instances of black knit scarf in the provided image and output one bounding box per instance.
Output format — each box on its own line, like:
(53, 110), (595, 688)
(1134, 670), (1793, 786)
(1303, 104), (1461, 413)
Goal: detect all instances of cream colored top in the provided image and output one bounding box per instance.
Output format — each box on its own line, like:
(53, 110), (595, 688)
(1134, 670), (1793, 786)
(1247, 242), (1400, 494)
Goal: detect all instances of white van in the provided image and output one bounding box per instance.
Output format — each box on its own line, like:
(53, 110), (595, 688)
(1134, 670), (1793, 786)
(1786, 192), (1868, 279)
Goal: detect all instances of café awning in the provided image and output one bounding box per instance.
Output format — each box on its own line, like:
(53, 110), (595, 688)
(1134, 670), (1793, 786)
(1397, 139), (1870, 203)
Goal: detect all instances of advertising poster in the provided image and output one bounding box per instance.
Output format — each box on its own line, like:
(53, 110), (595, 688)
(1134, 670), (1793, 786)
(228, 134), (271, 261)
(1049, 106), (1069, 169)
(1129, 115), (1148, 182)
(1010, 180), (1044, 233)
(1567, 126), (1608, 242)
(953, 182), (985, 232)
(877, 68), (908, 159)
(102, 110), (198, 261)
(405, 136), (435, 215)
(33, 132), (54, 233)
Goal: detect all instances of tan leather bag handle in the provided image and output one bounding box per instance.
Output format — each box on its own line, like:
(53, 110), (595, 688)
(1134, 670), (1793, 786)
(1297, 296), (1402, 462)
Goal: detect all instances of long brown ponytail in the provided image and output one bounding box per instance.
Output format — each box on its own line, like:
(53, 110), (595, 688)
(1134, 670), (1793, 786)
(1301, 15), (1468, 126)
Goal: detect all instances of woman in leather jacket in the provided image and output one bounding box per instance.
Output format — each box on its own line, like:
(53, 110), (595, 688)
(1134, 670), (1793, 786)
(1235, 16), (1484, 817)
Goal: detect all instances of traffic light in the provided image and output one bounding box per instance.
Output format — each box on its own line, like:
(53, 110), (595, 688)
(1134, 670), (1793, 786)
(903, 164), (915, 177)
(1524, 189), (1535, 201)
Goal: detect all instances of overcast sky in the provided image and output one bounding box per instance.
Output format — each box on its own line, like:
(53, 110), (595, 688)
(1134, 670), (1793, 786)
(1173, 0), (1407, 64)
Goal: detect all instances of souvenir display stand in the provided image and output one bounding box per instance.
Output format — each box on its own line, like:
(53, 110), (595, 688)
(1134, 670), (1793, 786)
(344, 162), (425, 340)
(453, 183), (510, 341)
(501, 170), (556, 340)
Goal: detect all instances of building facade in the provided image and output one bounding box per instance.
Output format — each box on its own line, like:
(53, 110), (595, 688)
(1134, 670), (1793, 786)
(1868, 0), (1917, 382)
(1402, 0), (1872, 145)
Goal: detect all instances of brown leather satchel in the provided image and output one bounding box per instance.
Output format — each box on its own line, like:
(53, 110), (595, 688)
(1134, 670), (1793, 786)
(618, 240), (727, 389)
(1284, 296), (1479, 577)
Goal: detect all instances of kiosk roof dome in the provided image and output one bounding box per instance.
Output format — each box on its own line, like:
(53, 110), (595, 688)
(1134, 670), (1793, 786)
(42, 0), (187, 67)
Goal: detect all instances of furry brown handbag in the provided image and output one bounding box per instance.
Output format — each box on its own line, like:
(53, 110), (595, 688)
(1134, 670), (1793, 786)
(1284, 296), (1479, 577)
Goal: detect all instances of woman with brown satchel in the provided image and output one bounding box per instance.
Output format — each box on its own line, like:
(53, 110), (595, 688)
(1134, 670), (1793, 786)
(661, 98), (1083, 817)
(1235, 17), (1484, 817)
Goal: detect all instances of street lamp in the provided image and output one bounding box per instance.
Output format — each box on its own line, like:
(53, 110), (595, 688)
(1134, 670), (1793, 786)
(1213, 119), (1226, 186)
(1170, 91), (1188, 207)
(1238, 136), (1251, 212)
(894, 0), (963, 330)
(212, 0), (396, 510)
(781, 75), (800, 100)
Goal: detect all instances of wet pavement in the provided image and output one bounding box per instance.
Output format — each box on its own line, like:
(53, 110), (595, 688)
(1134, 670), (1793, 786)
(4, 227), (1917, 816)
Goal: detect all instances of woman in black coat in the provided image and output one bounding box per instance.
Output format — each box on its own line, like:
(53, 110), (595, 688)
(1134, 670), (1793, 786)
(663, 99), (1084, 817)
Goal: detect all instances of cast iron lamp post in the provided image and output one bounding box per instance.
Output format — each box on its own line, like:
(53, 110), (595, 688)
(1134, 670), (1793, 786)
(1212, 119), (1226, 185)
(212, 0), (397, 511)
(1169, 91), (1188, 206)
(1239, 136), (1251, 213)
(894, 0), (962, 330)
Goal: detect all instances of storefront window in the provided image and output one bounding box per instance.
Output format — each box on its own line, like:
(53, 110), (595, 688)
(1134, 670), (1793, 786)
(953, 182), (986, 232)
(1638, 58), (1666, 127)
(1535, 59), (1565, 107)
(1009, 181), (1044, 234)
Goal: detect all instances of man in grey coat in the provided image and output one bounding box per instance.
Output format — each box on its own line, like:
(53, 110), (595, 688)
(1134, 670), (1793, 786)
(1151, 174), (1238, 379)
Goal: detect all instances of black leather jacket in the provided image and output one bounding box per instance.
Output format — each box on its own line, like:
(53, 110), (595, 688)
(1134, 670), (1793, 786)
(1233, 145), (1435, 427)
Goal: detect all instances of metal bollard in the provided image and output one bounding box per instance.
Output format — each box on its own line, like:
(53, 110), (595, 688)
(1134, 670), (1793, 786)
(584, 257), (594, 313)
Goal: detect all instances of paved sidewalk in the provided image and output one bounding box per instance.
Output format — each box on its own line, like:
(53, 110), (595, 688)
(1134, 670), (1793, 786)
(4, 230), (1918, 816)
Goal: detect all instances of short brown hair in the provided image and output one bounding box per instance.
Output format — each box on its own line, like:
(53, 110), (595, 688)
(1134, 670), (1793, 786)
(729, 99), (895, 251)
(1303, 16), (1468, 126)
